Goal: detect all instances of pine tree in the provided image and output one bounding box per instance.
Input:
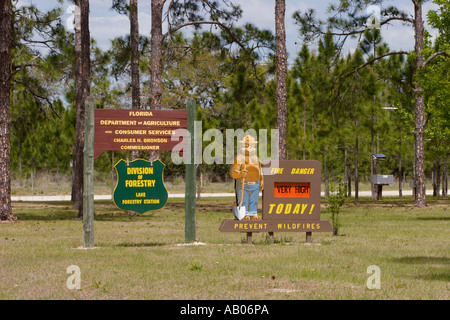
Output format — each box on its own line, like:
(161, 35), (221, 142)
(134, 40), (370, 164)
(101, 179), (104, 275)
(275, 0), (287, 160)
(72, 0), (91, 218)
(293, 0), (450, 207)
(0, 0), (15, 221)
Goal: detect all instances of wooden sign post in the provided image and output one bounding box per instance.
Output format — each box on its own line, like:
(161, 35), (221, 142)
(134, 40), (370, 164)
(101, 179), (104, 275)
(219, 160), (333, 244)
(184, 100), (196, 243)
(83, 97), (95, 248)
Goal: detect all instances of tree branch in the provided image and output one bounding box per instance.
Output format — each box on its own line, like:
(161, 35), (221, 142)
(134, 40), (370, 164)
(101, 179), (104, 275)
(330, 51), (409, 109)
(11, 54), (41, 78)
(311, 16), (413, 38)
(383, 16), (414, 25)
(163, 20), (246, 50)
(423, 50), (450, 67)
(295, 12), (414, 41)
(338, 50), (408, 83)
(13, 79), (61, 119)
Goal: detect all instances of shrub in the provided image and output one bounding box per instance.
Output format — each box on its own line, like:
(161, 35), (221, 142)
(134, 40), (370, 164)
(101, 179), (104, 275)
(327, 180), (347, 236)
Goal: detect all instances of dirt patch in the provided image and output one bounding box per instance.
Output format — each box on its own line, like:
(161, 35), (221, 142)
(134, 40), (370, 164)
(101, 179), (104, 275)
(265, 288), (301, 294)
(0, 220), (24, 224)
(175, 241), (208, 246)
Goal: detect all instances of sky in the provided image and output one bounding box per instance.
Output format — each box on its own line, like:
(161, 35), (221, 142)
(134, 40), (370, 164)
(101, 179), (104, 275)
(22, 0), (440, 63)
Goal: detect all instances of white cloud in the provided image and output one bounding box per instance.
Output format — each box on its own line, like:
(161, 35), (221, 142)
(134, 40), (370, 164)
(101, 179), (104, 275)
(381, 22), (415, 52)
(232, 0), (318, 62)
(235, 0), (274, 29)
(89, 12), (152, 50)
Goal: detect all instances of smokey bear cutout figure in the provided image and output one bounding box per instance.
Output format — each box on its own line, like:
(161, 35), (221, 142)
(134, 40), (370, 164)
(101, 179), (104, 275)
(230, 135), (264, 220)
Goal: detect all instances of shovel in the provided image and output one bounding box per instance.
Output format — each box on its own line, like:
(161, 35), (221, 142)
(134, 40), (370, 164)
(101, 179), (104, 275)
(233, 177), (246, 220)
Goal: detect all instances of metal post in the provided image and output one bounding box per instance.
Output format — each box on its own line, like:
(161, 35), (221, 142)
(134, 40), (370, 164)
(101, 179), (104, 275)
(83, 97), (95, 248)
(377, 185), (382, 200)
(185, 100), (196, 243)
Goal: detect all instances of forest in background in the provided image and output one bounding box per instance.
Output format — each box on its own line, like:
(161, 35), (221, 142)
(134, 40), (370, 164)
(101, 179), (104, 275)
(3, 0), (449, 203)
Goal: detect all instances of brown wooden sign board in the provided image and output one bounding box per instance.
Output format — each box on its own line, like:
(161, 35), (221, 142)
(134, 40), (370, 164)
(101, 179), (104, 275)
(263, 160), (322, 220)
(219, 219), (332, 233)
(219, 160), (332, 243)
(94, 109), (187, 159)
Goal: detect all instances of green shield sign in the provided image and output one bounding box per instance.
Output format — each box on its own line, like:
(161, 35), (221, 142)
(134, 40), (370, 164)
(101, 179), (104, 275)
(113, 159), (168, 214)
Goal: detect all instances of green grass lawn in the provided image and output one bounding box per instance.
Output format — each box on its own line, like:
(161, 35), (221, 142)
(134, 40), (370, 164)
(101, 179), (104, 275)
(0, 197), (448, 300)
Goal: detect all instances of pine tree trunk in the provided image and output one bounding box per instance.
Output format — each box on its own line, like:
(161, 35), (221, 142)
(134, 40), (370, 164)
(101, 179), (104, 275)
(354, 119), (359, 201)
(413, 0), (426, 207)
(275, 0), (287, 161)
(0, 0), (16, 221)
(303, 100), (306, 160)
(370, 106), (376, 200)
(149, 0), (164, 161)
(18, 141), (22, 187)
(344, 148), (348, 197)
(72, 0), (82, 210)
(398, 153), (403, 198)
(412, 137), (416, 200)
(73, 0), (91, 218)
(432, 162), (435, 197)
(324, 145), (329, 199)
(442, 160), (448, 199)
(127, 0), (140, 214)
(347, 160), (352, 197)
(432, 159), (441, 197)
(130, 0), (140, 161)
(436, 161), (440, 197)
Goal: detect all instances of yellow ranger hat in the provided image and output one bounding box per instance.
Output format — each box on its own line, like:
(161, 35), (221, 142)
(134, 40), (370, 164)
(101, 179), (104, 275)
(239, 135), (258, 145)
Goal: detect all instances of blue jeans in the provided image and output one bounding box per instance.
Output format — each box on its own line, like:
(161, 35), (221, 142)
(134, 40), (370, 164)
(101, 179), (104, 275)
(236, 181), (260, 216)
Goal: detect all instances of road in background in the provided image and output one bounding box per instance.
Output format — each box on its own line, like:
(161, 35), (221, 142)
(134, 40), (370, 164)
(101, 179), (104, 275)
(11, 190), (439, 202)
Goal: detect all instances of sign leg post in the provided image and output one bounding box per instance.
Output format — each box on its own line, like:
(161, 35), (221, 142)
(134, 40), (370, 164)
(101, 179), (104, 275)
(306, 232), (312, 244)
(185, 100), (196, 243)
(268, 232), (274, 243)
(83, 97), (95, 248)
(247, 232), (253, 245)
